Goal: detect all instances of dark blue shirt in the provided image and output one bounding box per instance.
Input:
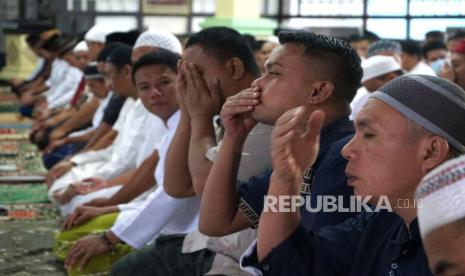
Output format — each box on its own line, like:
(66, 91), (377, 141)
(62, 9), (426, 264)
(102, 95), (127, 126)
(238, 117), (357, 231)
(241, 211), (432, 276)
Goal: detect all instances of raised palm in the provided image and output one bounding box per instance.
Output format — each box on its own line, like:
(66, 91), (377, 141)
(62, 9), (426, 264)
(271, 107), (325, 183)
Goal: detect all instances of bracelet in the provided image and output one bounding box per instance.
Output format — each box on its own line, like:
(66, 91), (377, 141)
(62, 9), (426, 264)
(100, 232), (117, 255)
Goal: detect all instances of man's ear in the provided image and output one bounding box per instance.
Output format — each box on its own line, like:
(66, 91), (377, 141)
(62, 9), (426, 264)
(418, 135), (450, 173)
(384, 72), (398, 82)
(226, 57), (245, 80)
(123, 64), (132, 79)
(308, 81), (334, 105)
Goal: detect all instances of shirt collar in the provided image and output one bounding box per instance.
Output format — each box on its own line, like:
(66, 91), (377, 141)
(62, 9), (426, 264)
(387, 217), (423, 263)
(318, 116), (353, 154)
(166, 110), (181, 130)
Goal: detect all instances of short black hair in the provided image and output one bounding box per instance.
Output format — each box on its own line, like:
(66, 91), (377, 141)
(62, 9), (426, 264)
(41, 34), (61, 52)
(348, 31), (380, 43)
(131, 48), (181, 83)
(26, 34), (41, 47)
(96, 42), (126, 62)
(107, 45), (133, 70)
(401, 40), (421, 57)
(185, 27), (260, 77)
(421, 41), (447, 59)
(425, 30), (445, 42)
(448, 30), (465, 41)
(279, 31), (362, 103)
(242, 34), (256, 49)
(253, 40), (265, 52)
(106, 30), (141, 46)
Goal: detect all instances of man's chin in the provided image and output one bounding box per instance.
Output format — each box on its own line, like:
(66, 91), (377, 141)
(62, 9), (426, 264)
(251, 107), (275, 125)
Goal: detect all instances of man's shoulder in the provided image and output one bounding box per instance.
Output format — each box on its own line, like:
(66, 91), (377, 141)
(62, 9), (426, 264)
(318, 133), (353, 170)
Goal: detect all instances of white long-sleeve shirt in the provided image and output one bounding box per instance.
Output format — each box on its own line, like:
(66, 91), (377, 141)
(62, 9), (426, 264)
(112, 111), (201, 249)
(46, 65), (83, 109)
(50, 98), (165, 197)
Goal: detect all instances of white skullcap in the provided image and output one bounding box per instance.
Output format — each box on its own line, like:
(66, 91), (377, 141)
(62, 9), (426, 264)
(416, 154), (465, 238)
(73, 41), (88, 52)
(133, 30), (182, 54)
(266, 36), (279, 44)
(361, 55), (401, 83)
(84, 25), (113, 43)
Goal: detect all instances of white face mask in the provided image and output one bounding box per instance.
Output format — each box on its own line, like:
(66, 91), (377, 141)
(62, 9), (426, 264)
(430, 58), (447, 74)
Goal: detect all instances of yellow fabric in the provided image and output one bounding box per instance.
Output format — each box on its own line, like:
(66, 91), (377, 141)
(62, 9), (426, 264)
(53, 212), (132, 276)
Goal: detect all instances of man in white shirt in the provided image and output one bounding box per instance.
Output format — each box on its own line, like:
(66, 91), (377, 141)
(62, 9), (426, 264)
(47, 45), (159, 215)
(59, 49), (200, 276)
(400, 40), (436, 76)
(47, 31), (185, 215)
(350, 55), (403, 119)
(42, 62), (113, 169)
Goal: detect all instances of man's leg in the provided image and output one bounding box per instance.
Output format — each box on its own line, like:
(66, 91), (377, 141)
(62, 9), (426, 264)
(53, 212), (119, 260)
(111, 234), (216, 276)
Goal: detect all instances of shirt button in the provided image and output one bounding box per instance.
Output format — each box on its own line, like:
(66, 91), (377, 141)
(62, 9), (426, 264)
(262, 264), (269, 271)
(389, 271), (395, 276)
(391, 263), (398, 269)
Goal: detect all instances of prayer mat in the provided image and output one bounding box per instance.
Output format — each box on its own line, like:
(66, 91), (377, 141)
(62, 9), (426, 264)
(0, 140), (38, 156)
(0, 183), (49, 204)
(0, 203), (60, 221)
(0, 140), (46, 182)
(0, 102), (19, 113)
(0, 85), (13, 95)
(0, 94), (17, 103)
(0, 124), (32, 140)
(0, 123), (31, 129)
(0, 158), (46, 181)
(0, 113), (31, 124)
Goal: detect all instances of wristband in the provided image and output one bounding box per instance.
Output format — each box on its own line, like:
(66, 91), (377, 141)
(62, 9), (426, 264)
(100, 232), (116, 255)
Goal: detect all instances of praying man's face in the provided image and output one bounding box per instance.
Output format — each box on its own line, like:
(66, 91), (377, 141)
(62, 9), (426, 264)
(341, 98), (426, 206)
(424, 220), (465, 276)
(250, 43), (317, 125)
(182, 45), (230, 101)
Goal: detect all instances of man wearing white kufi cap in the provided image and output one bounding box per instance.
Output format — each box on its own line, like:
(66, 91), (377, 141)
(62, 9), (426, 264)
(133, 30), (182, 54)
(85, 25), (114, 61)
(46, 31), (184, 208)
(130, 29), (182, 65)
(350, 55), (403, 119)
(416, 155), (465, 275)
(72, 41), (90, 71)
(242, 74), (465, 275)
(50, 31), (184, 208)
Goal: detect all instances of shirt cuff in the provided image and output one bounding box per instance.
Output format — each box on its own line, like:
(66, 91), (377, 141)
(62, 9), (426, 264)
(240, 224), (310, 275)
(238, 198), (260, 228)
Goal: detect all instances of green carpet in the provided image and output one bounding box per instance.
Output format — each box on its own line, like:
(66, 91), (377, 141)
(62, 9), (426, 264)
(0, 102), (19, 113)
(0, 184), (49, 204)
